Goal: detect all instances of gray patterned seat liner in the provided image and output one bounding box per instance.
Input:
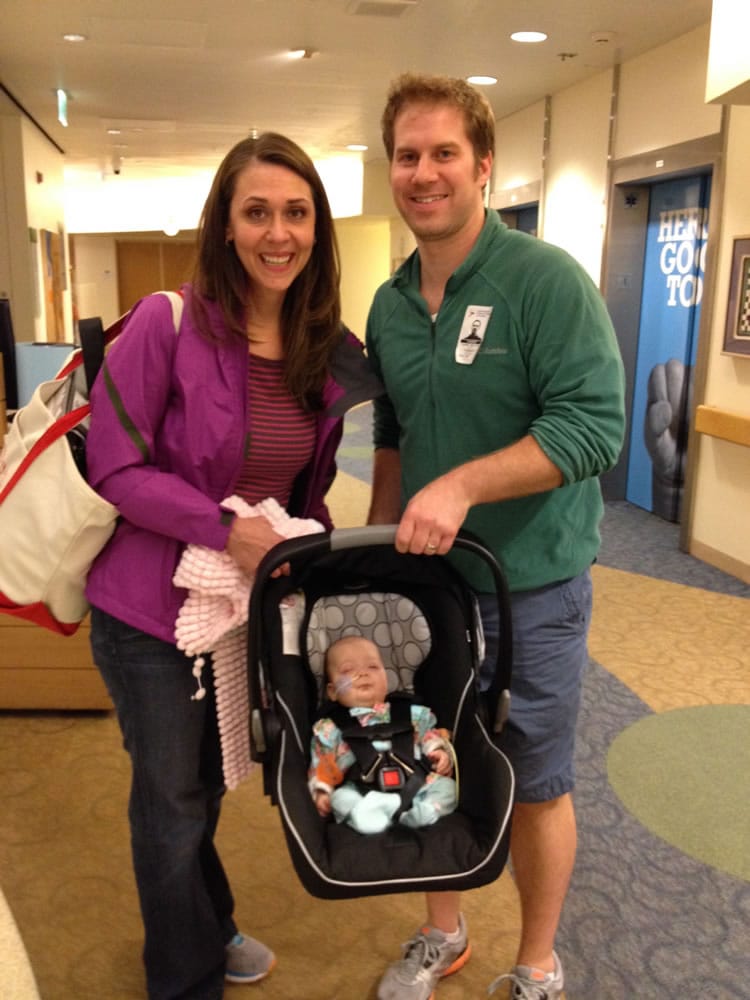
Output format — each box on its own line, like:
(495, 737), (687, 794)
(306, 592), (432, 697)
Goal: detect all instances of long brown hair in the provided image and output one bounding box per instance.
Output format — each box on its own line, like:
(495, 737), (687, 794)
(192, 132), (341, 409)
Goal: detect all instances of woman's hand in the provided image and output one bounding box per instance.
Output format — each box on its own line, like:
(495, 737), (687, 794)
(225, 516), (286, 576)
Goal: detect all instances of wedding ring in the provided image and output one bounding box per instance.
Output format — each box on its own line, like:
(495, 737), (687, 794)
(425, 542), (437, 552)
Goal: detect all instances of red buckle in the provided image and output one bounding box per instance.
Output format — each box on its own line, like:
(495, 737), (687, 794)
(379, 766), (405, 790)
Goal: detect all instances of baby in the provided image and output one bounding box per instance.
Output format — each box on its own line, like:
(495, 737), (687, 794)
(308, 635), (457, 834)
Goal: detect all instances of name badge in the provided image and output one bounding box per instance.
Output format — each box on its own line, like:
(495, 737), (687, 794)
(455, 306), (493, 365)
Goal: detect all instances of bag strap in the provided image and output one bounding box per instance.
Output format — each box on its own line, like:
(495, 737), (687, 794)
(56, 290), (184, 385)
(0, 291), (185, 506)
(77, 317), (105, 394)
(0, 403), (91, 505)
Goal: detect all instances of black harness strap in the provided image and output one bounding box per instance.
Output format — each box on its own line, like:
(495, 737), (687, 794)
(326, 695), (432, 817)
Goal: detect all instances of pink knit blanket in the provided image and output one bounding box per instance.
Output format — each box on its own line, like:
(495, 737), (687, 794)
(173, 496), (323, 789)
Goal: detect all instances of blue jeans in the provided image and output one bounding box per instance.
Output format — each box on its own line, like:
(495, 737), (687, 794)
(477, 569), (593, 803)
(90, 608), (235, 1000)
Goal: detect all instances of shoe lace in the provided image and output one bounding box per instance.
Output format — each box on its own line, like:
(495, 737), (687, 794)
(487, 971), (550, 999)
(399, 931), (443, 980)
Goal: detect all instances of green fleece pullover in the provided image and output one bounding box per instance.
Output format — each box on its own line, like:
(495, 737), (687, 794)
(366, 210), (626, 593)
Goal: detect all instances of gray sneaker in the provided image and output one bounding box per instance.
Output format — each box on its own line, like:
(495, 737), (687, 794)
(377, 914), (471, 1000)
(224, 932), (276, 984)
(487, 950), (564, 999)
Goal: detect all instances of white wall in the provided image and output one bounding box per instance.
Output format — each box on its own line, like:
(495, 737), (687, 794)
(492, 26), (723, 290)
(65, 156), (364, 235)
(336, 216), (391, 341)
(705, 0), (750, 104)
(493, 100), (545, 195)
(0, 96), (70, 343)
(690, 104), (750, 576)
(72, 235), (120, 329)
(361, 156), (417, 273)
(616, 25), (722, 160)
(0, 112), (34, 340)
(0, 98), (15, 301)
(543, 72), (612, 283)
(22, 118), (71, 341)
(362, 159), (391, 217)
(65, 170), (212, 237)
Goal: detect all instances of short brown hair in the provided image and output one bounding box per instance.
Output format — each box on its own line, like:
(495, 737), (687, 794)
(381, 73), (495, 163)
(193, 132), (341, 409)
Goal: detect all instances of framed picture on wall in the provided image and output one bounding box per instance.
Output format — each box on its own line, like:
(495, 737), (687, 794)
(723, 236), (750, 356)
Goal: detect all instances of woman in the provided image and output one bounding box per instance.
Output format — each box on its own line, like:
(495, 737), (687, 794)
(86, 132), (381, 1000)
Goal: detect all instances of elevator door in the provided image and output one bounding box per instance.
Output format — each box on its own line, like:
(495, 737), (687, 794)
(625, 174), (710, 522)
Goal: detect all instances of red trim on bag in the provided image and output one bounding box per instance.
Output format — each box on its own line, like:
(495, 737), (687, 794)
(0, 404), (91, 503)
(0, 592), (82, 635)
(55, 354), (83, 380)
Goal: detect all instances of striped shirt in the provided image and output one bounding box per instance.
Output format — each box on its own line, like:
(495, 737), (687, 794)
(234, 353), (316, 508)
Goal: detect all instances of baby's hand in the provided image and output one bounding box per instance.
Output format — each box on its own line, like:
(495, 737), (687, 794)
(428, 748), (452, 776)
(314, 789), (332, 817)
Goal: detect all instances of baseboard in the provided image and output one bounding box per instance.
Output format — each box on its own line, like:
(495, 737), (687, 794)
(689, 539), (750, 585)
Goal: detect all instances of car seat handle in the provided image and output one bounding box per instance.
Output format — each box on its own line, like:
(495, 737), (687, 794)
(330, 525), (397, 549)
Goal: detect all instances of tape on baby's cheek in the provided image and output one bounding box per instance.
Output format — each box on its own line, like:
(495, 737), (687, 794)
(332, 675), (354, 697)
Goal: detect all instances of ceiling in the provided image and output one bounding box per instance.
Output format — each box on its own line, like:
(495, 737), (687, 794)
(0, 0), (713, 180)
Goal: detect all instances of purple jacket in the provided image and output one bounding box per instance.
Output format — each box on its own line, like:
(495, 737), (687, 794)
(85, 286), (381, 643)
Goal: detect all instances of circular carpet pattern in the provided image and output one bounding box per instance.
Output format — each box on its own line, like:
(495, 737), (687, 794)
(607, 704), (750, 881)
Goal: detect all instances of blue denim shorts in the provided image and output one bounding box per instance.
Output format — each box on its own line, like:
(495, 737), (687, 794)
(477, 569), (592, 803)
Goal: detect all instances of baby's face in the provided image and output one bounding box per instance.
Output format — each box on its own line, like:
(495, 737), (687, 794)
(326, 637), (389, 707)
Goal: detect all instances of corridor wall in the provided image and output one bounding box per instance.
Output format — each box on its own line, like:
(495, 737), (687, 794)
(487, 22), (747, 581)
(690, 104), (750, 580)
(0, 96), (71, 343)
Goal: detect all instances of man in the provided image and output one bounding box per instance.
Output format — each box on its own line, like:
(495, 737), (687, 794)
(366, 73), (625, 1000)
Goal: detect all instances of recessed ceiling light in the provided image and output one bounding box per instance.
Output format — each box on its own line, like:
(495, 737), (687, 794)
(467, 75), (497, 86)
(510, 31), (548, 43)
(346, 144), (368, 151)
(62, 33), (87, 43)
(289, 48), (317, 59)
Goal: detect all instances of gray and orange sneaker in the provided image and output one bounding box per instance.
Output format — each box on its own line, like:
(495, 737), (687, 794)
(224, 933), (276, 984)
(377, 914), (471, 1000)
(488, 950), (564, 999)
